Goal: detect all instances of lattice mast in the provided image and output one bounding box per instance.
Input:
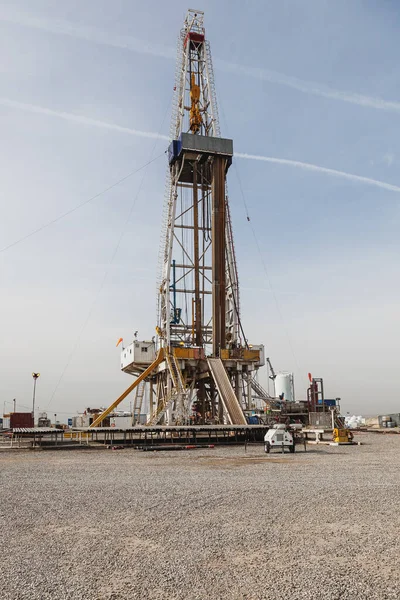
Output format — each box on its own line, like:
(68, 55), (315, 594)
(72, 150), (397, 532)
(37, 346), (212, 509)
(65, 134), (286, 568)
(158, 9), (240, 355)
(91, 10), (267, 430)
(116, 10), (265, 427)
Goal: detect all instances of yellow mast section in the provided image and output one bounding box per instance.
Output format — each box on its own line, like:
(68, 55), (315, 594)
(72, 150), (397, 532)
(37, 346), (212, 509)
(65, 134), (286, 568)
(189, 73), (202, 133)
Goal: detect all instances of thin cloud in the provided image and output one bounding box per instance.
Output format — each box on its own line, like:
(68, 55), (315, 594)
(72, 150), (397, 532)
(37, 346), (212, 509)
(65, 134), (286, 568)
(2, 95), (400, 194)
(235, 152), (400, 193)
(0, 9), (175, 59)
(1, 9), (400, 114)
(0, 97), (169, 140)
(383, 153), (395, 167)
(215, 59), (400, 114)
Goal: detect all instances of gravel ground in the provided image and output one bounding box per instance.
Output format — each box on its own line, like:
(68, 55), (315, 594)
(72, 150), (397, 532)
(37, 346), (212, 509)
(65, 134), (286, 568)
(1, 433), (399, 600)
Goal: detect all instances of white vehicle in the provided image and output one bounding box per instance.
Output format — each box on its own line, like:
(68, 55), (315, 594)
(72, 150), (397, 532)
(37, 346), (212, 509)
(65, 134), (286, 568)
(264, 424), (295, 454)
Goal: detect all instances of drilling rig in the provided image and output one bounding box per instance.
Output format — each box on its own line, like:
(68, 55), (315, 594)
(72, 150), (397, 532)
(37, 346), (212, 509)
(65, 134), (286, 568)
(90, 9), (271, 429)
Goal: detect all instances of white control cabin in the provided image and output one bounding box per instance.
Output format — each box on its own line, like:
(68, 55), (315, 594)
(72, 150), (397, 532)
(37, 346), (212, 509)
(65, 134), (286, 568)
(121, 340), (156, 375)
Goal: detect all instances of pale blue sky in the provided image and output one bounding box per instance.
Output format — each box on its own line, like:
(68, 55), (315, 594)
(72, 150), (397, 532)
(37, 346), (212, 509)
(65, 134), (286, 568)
(1, 0), (399, 418)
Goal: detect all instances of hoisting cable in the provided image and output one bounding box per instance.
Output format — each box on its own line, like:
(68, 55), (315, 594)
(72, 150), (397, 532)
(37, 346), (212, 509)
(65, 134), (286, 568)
(219, 100), (301, 371)
(229, 277), (249, 349)
(225, 194), (244, 345)
(0, 153), (164, 254)
(45, 101), (172, 411)
(181, 186), (189, 328)
(233, 162), (301, 372)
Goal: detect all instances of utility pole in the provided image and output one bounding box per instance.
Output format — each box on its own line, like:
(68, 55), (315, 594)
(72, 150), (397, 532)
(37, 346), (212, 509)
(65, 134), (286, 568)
(54, 413), (57, 426)
(13, 398), (16, 413)
(32, 373), (40, 426)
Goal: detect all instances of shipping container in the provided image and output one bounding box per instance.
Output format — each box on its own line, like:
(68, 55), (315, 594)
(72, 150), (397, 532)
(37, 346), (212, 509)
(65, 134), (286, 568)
(109, 416), (132, 429)
(10, 412), (34, 428)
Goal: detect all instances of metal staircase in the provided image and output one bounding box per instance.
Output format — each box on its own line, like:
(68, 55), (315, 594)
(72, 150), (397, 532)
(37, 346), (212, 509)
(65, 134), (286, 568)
(132, 381), (146, 425)
(246, 375), (274, 401)
(166, 352), (185, 394)
(147, 389), (176, 426)
(243, 374), (282, 413)
(166, 350), (188, 422)
(147, 349), (188, 425)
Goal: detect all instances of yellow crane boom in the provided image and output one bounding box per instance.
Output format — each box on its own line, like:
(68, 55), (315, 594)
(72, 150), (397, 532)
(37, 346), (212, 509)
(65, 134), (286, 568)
(89, 349), (164, 428)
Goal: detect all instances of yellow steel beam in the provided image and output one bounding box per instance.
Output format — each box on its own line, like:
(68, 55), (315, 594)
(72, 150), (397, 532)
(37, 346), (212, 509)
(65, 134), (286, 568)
(89, 349), (164, 428)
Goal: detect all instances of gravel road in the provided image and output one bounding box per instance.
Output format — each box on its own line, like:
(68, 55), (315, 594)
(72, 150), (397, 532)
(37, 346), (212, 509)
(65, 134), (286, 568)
(1, 433), (399, 600)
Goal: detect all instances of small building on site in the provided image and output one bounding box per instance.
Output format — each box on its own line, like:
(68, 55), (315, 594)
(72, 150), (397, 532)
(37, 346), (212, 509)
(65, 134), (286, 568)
(378, 413), (400, 428)
(2, 412), (34, 429)
(38, 412), (51, 427)
(71, 408), (147, 428)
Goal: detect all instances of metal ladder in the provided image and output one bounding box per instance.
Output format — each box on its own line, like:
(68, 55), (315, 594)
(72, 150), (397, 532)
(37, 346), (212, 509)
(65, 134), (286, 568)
(166, 350), (188, 422)
(246, 375), (274, 401)
(147, 349), (188, 426)
(147, 389), (176, 426)
(132, 381), (146, 425)
(166, 351), (185, 394)
(244, 374), (282, 412)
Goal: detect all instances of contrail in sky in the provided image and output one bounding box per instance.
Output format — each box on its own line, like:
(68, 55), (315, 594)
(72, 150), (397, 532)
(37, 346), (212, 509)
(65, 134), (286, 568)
(235, 153), (400, 194)
(0, 10), (176, 59)
(214, 59), (400, 114)
(1, 10), (400, 114)
(0, 97), (169, 141)
(2, 96), (399, 194)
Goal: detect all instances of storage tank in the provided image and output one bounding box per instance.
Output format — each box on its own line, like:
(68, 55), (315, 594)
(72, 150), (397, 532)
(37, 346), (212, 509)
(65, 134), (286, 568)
(274, 372), (295, 402)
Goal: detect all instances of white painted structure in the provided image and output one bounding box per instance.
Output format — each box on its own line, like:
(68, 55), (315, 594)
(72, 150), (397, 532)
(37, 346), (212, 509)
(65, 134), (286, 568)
(121, 341), (156, 372)
(110, 416), (132, 428)
(264, 424), (294, 453)
(250, 344), (265, 367)
(275, 372), (295, 402)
